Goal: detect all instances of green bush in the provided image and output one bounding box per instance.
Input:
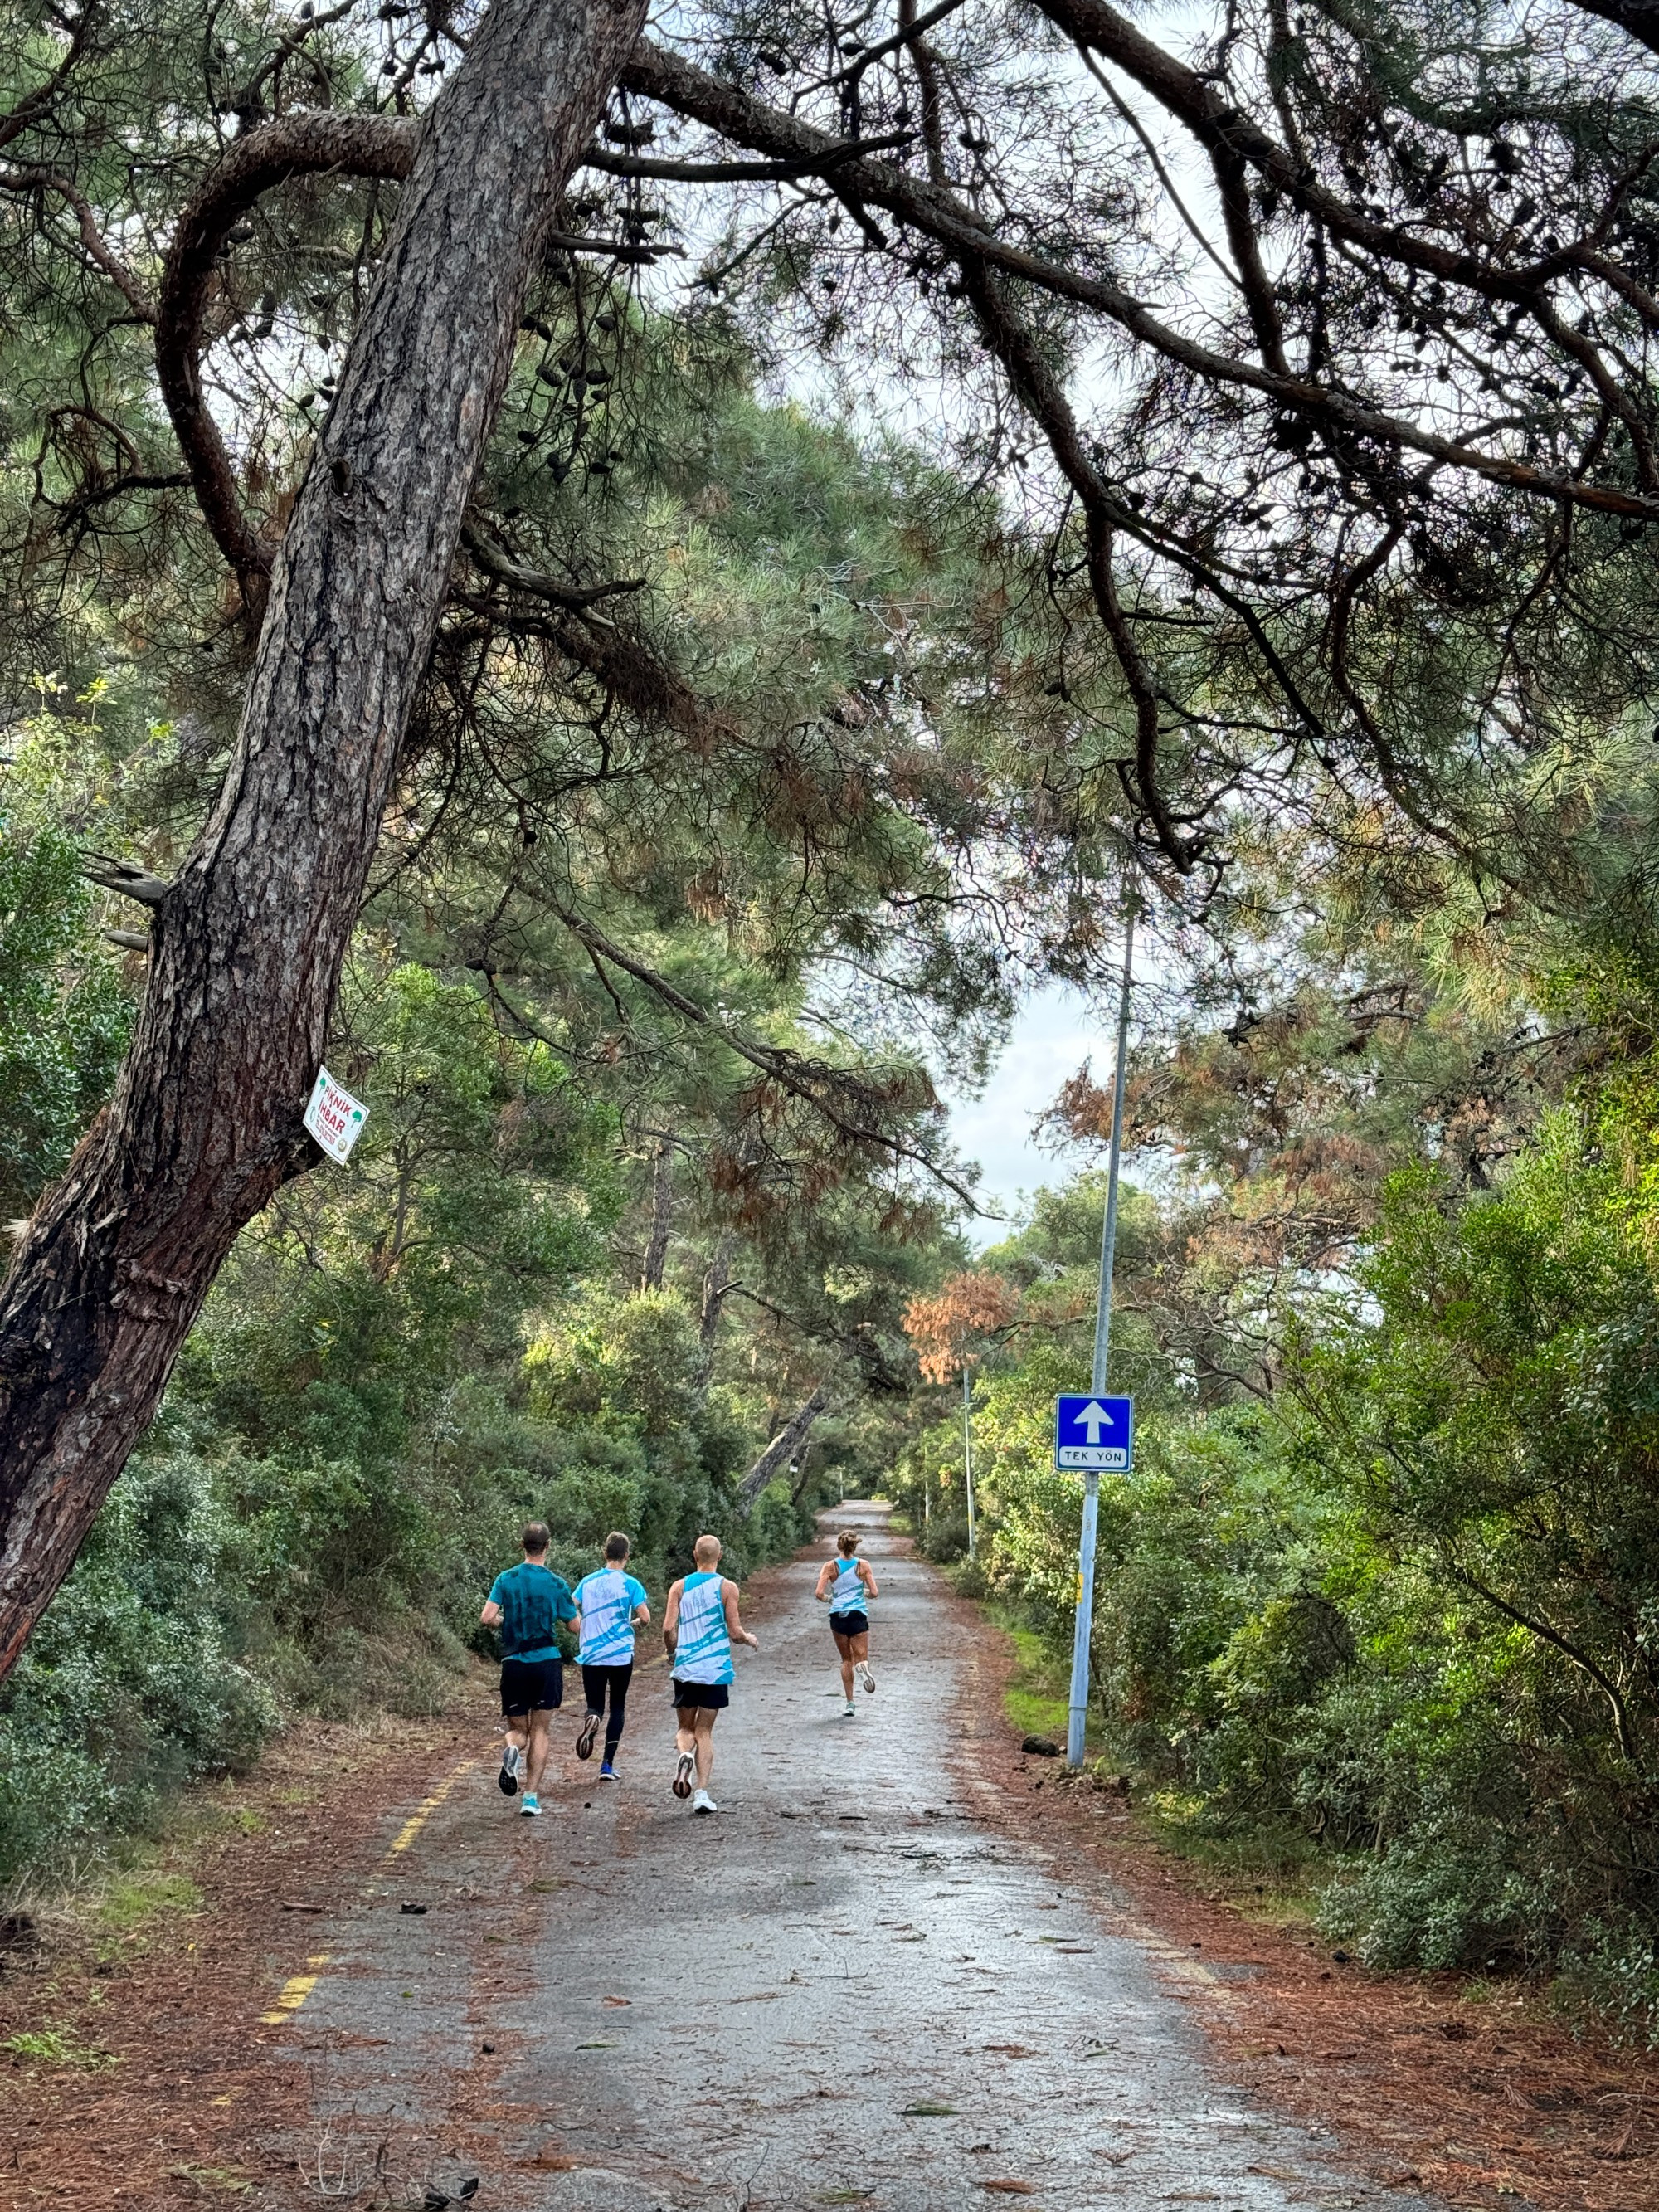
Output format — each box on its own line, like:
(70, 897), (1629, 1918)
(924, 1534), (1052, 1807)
(1554, 1923), (1659, 2049)
(0, 1454), (276, 1884)
(891, 1128), (1659, 2034)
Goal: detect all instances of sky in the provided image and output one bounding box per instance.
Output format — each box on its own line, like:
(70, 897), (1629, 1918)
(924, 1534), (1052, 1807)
(939, 979), (1113, 1248)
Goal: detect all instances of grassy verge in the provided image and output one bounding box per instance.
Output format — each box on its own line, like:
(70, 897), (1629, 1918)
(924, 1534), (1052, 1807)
(999, 1620), (1073, 1744)
(0, 2023), (120, 2068)
(1131, 1803), (1327, 1927)
(977, 1601), (1109, 1755)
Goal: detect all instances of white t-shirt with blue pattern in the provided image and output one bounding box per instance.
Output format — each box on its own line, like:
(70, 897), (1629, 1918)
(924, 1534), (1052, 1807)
(573, 1568), (649, 1667)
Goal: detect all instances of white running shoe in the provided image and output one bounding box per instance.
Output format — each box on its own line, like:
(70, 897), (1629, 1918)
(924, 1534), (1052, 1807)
(691, 1788), (717, 1815)
(498, 1742), (522, 1795)
(842, 1698), (856, 1717)
(858, 1662), (876, 1695)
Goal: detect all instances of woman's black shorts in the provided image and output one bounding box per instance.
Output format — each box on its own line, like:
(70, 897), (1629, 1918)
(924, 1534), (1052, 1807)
(500, 1656), (563, 1715)
(671, 1678), (730, 1710)
(830, 1610), (870, 1640)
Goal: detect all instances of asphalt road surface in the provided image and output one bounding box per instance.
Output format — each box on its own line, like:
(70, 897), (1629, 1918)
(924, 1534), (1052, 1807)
(264, 1505), (1440, 2212)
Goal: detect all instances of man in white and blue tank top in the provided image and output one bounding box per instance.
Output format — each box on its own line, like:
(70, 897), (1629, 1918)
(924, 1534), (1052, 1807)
(572, 1531), (650, 1780)
(662, 1533), (759, 1814)
(815, 1527), (878, 1716)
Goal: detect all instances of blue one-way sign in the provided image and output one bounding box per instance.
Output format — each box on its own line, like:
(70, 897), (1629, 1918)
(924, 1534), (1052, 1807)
(1054, 1392), (1134, 1472)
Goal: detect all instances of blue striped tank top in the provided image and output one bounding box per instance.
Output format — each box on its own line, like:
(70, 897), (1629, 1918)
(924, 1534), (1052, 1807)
(673, 1571), (733, 1685)
(830, 1557), (865, 1616)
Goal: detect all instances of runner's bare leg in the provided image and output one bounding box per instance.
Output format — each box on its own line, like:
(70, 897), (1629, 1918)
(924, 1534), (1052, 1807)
(694, 1705), (718, 1790)
(524, 1708), (554, 1795)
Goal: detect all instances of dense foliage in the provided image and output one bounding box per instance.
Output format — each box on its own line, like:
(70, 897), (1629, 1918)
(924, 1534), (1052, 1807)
(7, 0), (1659, 2065)
(0, 366), (972, 1882)
(899, 903), (1659, 2042)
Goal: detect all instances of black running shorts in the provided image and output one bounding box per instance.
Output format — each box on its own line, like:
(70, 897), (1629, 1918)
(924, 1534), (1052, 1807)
(671, 1678), (730, 1710)
(501, 1656), (563, 1715)
(830, 1610), (870, 1640)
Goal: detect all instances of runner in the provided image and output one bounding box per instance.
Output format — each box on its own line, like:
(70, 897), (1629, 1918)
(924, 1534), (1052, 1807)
(662, 1533), (758, 1815)
(815, 1527), (878, 1717)
(572, 1531), (650, 1780)
(479, 1521), (577, 1817)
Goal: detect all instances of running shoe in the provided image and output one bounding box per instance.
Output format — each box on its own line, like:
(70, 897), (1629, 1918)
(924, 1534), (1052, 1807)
(691, 1788), (717, 1815)
(842, 1698), (856, 1717)
(672, 1751), (695, 1800)
(599, 1761), (618, 1781)
(520, 1793), (541, 1818)
(859, 1661), (876, 1695)
(576, 1710), (601, 1761)
(498, 1743), (522, 1796)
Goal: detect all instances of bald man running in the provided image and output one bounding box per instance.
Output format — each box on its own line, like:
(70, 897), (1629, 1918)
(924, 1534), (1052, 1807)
(662, 1534), (758, 1815)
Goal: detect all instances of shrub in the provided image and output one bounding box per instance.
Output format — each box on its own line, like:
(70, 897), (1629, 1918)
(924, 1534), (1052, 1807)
(0, 1454), (276, 1885)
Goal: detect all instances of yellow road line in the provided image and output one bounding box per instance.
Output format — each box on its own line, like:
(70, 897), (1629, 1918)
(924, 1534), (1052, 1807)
(255, 1752), (480, 2022)
(384, 1755), (480, 1859)
(259, 1951), (329, 2025)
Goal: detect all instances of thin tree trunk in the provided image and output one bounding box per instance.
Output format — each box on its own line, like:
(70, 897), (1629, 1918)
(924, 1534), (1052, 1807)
(689, 1230), (735, 1409)
(698, 1232), (736, 1352)
(0, 0), (648, 1682)
(640, 1133), (674, 1291)
(737, 1388), (828, 1513)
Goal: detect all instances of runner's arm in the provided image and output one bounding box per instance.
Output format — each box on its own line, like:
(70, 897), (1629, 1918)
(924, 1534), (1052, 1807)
(814, 1561), (835, 1601)
(662, 1577), (683, 1656)
(723, 1580), (760, 1651)
(859, 1560), (879, 1601)
(479, 1599), (503, 1627)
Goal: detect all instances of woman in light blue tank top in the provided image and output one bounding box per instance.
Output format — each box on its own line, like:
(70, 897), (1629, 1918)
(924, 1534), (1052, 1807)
(815, 1527), (878, 1714)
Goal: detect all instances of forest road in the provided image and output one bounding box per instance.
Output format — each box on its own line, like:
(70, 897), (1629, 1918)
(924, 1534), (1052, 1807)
(262, 1507), (1443, 2212)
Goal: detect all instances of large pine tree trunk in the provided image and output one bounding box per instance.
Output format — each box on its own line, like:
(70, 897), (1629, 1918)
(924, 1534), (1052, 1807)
(0, 0), (647, 1681)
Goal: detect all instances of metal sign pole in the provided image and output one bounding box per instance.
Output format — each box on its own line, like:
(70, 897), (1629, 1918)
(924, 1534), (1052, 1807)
(1066, 900), (1136, 1768)
(962, 1363), (977, 1561)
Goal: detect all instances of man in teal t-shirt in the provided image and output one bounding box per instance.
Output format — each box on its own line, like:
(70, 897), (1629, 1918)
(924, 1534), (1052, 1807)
(479, 1521), (576, 1815)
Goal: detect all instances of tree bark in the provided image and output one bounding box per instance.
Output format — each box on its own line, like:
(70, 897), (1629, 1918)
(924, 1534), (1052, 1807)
(737, 1388), (829, 1513)
(154, 110), (417, 612)
(698, 1233), (736, 1353)
(640, 1133), (674, 1292)
(0, 0), (648, 1683)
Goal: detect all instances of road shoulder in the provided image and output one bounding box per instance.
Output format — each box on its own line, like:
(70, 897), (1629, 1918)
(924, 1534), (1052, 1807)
(938, 1552), (1659, 2212)
(0, 1693), (491, 2208)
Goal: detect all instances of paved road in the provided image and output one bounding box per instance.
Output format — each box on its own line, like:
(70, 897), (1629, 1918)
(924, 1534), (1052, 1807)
(264, 1507), (1439, 2212)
